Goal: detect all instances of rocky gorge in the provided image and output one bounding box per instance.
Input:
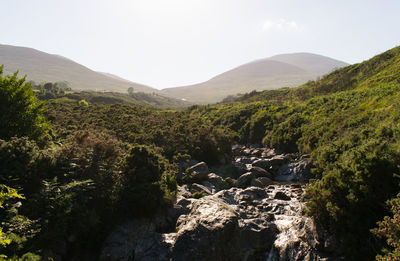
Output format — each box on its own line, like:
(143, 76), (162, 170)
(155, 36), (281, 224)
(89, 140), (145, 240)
(100, 145), (342, 261)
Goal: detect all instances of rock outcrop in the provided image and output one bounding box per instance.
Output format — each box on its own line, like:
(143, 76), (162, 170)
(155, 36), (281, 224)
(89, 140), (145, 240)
(101, 145), (340, 261)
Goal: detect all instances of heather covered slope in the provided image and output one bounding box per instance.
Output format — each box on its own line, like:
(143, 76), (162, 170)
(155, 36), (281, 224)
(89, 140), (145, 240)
(189, 46), (400, 259)
(0, 44), (156, 93)
(161, 53), (348, 104)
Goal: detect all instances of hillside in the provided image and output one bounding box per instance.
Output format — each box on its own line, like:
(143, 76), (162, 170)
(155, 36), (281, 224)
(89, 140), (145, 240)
(161, 53), (348, 104)
(0, 44), (156, 93)
(189, 45), (400, 259)
(36, 89), (191, 109)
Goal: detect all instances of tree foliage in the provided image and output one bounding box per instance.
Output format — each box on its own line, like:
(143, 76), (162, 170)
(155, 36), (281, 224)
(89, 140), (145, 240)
(0, 66), (49, 142)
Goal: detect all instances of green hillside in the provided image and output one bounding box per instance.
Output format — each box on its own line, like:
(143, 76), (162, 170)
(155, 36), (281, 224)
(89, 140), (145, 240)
(161, 53), (348, 104)
(189, 46), (400, 259)
(0, 44), (157, 93)
(33, 83), (191, 109)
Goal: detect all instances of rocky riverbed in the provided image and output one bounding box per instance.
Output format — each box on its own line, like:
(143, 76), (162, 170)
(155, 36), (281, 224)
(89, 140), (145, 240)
(100, 145), (341, 261)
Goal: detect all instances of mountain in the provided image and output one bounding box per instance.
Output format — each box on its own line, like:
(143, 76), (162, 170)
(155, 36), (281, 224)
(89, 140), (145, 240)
(0, 44), (156, 93)
(160, 53), (348, 104)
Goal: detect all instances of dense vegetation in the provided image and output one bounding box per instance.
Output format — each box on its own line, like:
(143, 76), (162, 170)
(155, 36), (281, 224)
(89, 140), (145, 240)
(32, 81), (191, 109)
(0, 68), (233, 259)
(1, 46), (400, 260)
(189, 46), (400, 260)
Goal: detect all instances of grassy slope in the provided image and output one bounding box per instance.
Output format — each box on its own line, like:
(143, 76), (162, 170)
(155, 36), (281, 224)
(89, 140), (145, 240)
(49, 91), (191, 109)
(0, 44), (156, 93)
(191, 46), (400, 259)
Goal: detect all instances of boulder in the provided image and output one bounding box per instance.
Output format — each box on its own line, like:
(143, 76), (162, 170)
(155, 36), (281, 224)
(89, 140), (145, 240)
(252, 159), (271, 170)
(251, 149), (262, 157)
(232, 144), (246, 156)
(249, 166), (273, 179)
(249, 156), (259, 163)
(100, 219), (169, 261)
(235, 157), (253, 165)
(172, 197), (241, 260)
(261, 148), (277, 158)
(187, 162), (209, 180)
(189, 183), (212, 195)
(232, 161), (249, 176)
(207, 173), (229, 191)
(268, 154), (289, 167)
(251, 177), (273, 188)
(243, 148), (252, 155)
(273, 191), (291, 201)
(201, 180), (216, 194)
(177, 185), (192, 199)
(275, 158), (311, 182)
(237, 172), (255, 188)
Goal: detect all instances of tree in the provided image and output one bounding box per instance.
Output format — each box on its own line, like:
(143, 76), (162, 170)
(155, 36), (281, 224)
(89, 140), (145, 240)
(0, 66), (49, 141)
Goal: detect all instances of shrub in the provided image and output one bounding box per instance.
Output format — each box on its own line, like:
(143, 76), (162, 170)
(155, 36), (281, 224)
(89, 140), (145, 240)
(118, 145), (177, 217)
(373, 193), (400, 261)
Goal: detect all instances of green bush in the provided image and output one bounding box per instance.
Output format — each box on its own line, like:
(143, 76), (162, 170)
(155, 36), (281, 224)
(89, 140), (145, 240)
(373, 193), (400, 261)
(0, 137), (54, 195)
(118, 145), (177, 217)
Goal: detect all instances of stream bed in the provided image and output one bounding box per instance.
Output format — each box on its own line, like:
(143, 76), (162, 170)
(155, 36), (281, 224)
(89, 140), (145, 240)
(100, 145), (342, 261)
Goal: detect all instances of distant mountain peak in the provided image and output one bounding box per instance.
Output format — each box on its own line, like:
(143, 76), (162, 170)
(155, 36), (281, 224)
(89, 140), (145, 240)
(160, 52), (349, 104)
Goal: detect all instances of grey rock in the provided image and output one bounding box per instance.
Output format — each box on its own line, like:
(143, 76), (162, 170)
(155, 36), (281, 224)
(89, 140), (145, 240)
(187, 161), (209, 180)
(189, 183), (212, 195)
(268, 154), (289, 167)
(101, 145), (335, 261)
(252, 159), (271, 170)
(200, 180), (216, 193)
(176, 185), (191, 199)
(235, 157), (253, 165)
(251, 149), (262, 157)
(237, 172), (255, 188)
(251, 177), (273, 188)
(275, 158), (311, 182)
(232, 161), (249, 176)
(261, 148), (277, 158)
(273, 191), (291, 201)
(232, 144), (246, 156)
(172, 196), (241, 260)
(249, 166), (273, 179)
(207, 173), (229, 191)
(243, 148), (252, 155)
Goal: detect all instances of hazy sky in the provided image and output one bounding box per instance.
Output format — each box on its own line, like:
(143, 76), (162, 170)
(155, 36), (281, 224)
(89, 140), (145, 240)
(1, 0), (399, 89)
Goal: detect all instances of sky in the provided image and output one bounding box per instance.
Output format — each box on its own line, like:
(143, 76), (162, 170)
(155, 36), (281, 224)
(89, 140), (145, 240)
(1, 0), (399, 89)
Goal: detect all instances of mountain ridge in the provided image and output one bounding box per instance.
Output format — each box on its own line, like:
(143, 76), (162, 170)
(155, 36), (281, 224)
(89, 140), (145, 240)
(0, 44), (157, 93)
(160, 52), (348, 104)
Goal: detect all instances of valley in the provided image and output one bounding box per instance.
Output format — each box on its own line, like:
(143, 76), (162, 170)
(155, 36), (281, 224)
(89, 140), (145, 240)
(0, 45), (399, 260)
